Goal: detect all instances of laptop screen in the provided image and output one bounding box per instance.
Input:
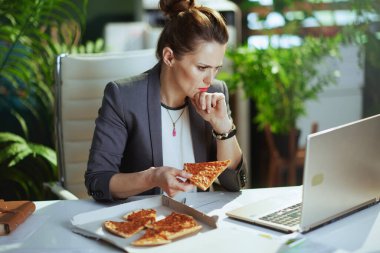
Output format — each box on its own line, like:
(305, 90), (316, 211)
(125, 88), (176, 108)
(300, 114), (380, 231)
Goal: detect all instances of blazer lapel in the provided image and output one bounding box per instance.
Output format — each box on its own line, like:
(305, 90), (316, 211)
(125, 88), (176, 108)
(147, 64), (163, 167)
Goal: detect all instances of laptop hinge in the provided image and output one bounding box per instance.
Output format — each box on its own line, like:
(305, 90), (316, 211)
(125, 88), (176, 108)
(301, 198), (378, 233)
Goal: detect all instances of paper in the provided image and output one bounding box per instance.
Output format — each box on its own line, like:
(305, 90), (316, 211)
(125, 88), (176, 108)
(0, 214), (49, 244)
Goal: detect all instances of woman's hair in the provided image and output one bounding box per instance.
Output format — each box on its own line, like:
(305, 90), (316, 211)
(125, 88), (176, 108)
(156, 0), (229, 61)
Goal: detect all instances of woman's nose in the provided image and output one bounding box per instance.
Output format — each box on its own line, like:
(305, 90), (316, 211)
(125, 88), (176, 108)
(203, 77), (211, 86)
(203, 69), (216, 86)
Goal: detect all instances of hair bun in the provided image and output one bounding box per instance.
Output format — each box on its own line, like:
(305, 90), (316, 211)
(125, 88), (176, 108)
(159, 0), (195, 18)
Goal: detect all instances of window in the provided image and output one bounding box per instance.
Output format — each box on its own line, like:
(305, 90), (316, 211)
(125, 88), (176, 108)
(242, 0), (379, 48)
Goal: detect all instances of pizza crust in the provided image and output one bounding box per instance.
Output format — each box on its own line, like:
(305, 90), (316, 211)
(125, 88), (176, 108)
(131, 229), (171, 246)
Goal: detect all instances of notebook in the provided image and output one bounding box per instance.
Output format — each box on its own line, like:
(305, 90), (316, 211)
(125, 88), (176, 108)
(226, 114), (380, 233)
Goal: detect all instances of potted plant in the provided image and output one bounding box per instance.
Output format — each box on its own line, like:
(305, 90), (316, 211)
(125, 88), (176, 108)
(218, 0), (347, 186)
(220, 35), (341, 186)
(0, 132), (57, 200)
(222, 35), (341, 134)
(0, 0), (105, 200)
(0, 0), (88, 144)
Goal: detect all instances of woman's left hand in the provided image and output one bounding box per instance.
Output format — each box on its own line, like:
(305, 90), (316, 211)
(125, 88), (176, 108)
(191, 92), (232, 133)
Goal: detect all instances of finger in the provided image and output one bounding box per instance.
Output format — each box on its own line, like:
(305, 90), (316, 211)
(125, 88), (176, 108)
(177, 170), (192, 179)
(199, 92), (209, 111)
(198, 92), (212, 113)
(190, 99), (202, 115)
(165, 190), (176, 198)
(175, 180), (195, 192)
(211, 95), (218, 108)
(205, 94), (214, 113)
(167, 180), (191, 196)
(212, 96), (224, 109)
(193, 92), (202, 109)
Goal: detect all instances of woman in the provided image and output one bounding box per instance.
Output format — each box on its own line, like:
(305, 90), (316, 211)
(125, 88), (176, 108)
(85, 0), (247, 201)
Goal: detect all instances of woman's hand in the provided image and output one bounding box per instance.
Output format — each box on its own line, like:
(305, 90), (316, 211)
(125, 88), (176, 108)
(191, 92), (232, 133)
(150, 167), (194, 197)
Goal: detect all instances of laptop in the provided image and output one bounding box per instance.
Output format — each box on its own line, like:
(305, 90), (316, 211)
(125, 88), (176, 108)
(226, 114), (380, 233)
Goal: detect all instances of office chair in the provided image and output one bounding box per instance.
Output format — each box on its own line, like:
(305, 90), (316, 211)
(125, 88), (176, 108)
(47, 49), (157, 199)
(265, 122), (318, 187)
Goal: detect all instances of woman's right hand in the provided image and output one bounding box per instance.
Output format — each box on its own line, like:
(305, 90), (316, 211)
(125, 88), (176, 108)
(149, 166), (194, 197)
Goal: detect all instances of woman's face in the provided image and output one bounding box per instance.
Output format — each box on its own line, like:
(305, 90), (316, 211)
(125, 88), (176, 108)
(170, 41), (227, 99)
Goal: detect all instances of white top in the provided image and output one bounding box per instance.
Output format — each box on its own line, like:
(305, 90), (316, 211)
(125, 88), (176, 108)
(161, 103), (196, 192)
(161, 103), (195, 169)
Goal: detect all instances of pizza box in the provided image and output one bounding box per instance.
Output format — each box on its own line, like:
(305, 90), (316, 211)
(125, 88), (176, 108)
(71, 195), (218, 252)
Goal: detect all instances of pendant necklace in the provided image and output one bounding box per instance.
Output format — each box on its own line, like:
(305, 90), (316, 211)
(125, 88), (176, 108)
(165, 107), (185, 137)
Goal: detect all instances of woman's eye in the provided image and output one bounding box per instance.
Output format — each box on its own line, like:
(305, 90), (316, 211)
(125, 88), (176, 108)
(198, 66), (207, 71)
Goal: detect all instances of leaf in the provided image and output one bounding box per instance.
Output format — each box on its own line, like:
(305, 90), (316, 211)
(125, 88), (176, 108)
(28, 143), (57, 167)
(0, 132), (26, 144)
(0, 142), (29, 165)
(0, 0), (89, 140)
(9, 109), (29, 139)
(220, 36), (341, 134)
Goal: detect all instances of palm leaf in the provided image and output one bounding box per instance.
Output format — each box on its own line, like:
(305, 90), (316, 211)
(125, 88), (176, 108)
(0, 132), (26, 144)
(0, 132), (57, 200)
(0, 0), (88, 145)
(0, 142), (29, 165)
(28, 143), (57, 168)
(9, 109), (29, 138)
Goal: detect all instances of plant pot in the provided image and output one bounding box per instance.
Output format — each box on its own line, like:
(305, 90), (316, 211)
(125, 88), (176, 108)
(272, 129), (301, 159)
(263, 126), (302, 187)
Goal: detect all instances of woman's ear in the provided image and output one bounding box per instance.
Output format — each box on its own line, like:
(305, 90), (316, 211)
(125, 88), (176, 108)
(162, 47), (174, 67)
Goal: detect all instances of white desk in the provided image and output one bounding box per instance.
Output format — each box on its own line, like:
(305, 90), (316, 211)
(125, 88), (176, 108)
(1, 186), (379, 253)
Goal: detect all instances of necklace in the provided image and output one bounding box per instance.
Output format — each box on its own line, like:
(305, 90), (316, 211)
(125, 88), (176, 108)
(165, 107), (185, 137)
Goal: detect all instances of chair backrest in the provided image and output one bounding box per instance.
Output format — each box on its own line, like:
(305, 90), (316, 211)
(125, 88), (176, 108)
(55, 49), (157, 198)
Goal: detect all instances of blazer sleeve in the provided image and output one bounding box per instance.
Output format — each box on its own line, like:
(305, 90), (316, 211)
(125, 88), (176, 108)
(215, 81), (248, 191)
(85, 81), (128, 201)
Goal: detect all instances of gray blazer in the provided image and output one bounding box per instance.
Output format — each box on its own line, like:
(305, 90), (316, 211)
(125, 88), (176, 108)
(85, 63), (246, 201)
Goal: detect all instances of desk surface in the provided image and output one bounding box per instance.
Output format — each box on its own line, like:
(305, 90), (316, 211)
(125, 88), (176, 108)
(1, 186), (379, 253)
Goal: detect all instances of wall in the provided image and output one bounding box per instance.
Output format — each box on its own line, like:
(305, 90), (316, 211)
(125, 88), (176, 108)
(81, 0), (141, 42)
(297, 44), (364, 147)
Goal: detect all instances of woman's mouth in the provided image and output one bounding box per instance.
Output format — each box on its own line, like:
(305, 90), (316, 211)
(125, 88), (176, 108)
(198, 87), (208, 92)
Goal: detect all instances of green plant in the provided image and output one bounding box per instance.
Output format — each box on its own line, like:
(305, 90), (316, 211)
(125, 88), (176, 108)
(0, 0), (106, 200)
(0, 132), (57, 200)
(222, 36), (340, 134)
(0, 0), (88, 144)
(219, 0), (347, 134)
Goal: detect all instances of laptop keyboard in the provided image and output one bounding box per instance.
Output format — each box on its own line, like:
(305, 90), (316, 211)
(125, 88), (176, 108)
(259, 203), (302, 227)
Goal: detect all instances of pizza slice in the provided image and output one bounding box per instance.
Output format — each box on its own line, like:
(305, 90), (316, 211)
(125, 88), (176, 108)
(122, 208), (156, 226)
(184, 159), (231, 191)
(133, 212), (202, 246)
(146, 212), (202, 240)
(103, 219), (148, 238)
(131, 228), (171, 246)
